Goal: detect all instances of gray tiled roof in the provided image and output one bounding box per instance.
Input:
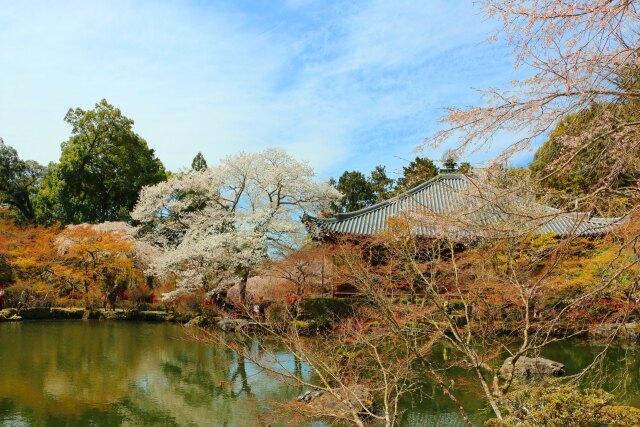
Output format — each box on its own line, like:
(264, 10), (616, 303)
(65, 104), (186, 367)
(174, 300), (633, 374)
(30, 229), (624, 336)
(307, 174), (624, 238)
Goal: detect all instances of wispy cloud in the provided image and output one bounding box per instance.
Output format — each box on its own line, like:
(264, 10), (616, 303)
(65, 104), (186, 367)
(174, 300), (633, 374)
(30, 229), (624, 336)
(0, 0), (522, 178)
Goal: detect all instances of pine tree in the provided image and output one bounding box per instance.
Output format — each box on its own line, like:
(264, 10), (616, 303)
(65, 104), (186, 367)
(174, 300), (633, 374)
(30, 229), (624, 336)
(191, 152), (208, 171)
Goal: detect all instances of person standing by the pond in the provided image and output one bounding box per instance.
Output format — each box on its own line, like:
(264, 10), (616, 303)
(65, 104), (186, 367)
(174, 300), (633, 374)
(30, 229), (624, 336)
(252, 297), (262, 319)
(107, 286), (117, 311)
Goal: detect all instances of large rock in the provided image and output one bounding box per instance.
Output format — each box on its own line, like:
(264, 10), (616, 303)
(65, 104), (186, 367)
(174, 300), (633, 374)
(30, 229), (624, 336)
(98, 309), (124, 320)
(500, 356), (565, 378)
(295, 385), (373, 420)
(0, 308), (20, 321)
(589, 323), (640, 341)
(217, 318), (249, 332)
(0, 308), (18, 318)
(18, 307), (52, 319)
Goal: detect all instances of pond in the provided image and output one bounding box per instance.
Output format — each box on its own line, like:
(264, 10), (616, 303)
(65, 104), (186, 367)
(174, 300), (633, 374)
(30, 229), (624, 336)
(0, 321), (638, 426)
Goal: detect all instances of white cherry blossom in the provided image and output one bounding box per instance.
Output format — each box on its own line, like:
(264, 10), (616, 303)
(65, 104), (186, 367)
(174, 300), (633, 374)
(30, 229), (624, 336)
(131, 148), (341, 302)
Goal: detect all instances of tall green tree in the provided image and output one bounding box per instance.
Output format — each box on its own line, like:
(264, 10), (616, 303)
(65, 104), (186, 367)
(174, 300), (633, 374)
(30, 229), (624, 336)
(442, 157), (458, 172)
(441, 157), (473, 174)
(369, 165), (394, 202)
(191, 152), (208, 171)
(0, 139), (46, 223)
(395, 157), (438, 192)
(333, 171), (376, 213)
(36, 100), (166, 224)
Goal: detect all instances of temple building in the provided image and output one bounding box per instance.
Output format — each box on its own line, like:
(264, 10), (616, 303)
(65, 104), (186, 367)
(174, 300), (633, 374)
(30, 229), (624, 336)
(305, 173), (624, 241)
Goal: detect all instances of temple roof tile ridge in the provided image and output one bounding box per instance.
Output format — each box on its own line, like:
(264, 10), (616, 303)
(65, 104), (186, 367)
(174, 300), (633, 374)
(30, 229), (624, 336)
(306, 173), (625, 238)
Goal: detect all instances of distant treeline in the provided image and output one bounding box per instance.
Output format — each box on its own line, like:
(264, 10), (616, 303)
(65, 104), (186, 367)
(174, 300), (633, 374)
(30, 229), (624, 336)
(328, 158), (471, 213)
(1, 98), (638, 226)
(329, 103), (640, 216)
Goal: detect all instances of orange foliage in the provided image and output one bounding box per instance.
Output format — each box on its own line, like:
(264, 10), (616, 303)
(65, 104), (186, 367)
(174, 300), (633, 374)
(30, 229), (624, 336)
(0, 217), (61, 283)
(0, 216), (145, 306)
(56, 225), (142, 294)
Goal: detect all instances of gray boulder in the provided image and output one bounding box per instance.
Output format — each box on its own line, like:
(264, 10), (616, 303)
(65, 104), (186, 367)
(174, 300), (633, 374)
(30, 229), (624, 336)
(0, 308), (18, 318)
(298, 390), (325, 403)
(589, 323), (640, 341)
(217, 318), (249, 332)
(500, 356), (565, 378)
(0, 308), (20, 322)
(295, 385), (373, 419)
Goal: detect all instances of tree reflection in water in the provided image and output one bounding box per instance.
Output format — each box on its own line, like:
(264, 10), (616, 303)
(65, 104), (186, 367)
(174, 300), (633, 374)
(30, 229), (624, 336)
(0, 322), (312, 426)
(2, 322), (638, 426)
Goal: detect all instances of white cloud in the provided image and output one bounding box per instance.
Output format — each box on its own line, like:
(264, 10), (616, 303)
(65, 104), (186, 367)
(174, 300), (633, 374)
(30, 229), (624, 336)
(0, 0), (518, 178)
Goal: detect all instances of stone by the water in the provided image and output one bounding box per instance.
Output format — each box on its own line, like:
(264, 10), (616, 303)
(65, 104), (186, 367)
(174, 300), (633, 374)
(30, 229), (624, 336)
(294, 385), (372, 419)
(217, 318), (249, 332)
(589, 323), (640, 341)
(500, 356), (565, 378)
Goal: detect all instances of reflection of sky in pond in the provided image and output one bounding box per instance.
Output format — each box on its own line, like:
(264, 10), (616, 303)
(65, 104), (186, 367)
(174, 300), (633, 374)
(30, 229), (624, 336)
(0, 322), (312, 426)
(246, 349), (316, 382)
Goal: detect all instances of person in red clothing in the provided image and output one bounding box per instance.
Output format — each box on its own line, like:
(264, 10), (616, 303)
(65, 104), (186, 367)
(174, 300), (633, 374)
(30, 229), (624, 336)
(285, 292), (296, 308)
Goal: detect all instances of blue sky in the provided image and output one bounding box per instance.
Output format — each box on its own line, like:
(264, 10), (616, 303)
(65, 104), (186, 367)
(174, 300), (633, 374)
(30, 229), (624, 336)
(0, 0), (534, 179)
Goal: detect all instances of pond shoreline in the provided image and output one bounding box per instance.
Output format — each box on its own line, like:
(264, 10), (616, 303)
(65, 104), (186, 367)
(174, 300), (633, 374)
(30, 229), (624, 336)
(0, 306), (196, 323)
(3, 306), (640, 344)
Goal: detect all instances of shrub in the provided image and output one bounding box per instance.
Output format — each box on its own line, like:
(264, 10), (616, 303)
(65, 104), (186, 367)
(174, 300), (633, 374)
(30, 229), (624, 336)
(171, 290), (204, 315)
(136, 302), (169, 312)
(54, 297), (85, 308)
(300, 298), (359, 329)
(290, 319), (314, 334)
(3, 282), (55, 308)
(3, 283), (26, 308)
(265, 301), (289, 327)
(82, 286), (107, 310)
(0, 259), (12, 283)
(127, 284), (154, 306)
(486, 385), (640, 427)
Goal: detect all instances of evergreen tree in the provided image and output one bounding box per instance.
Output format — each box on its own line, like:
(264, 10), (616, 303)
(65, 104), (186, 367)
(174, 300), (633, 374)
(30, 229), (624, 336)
(0, 139), (46, 223)
(369, 165), (394, 202)
(333, 171), (376, 213)
(458, 162), (472, 175)
(191, 152), (208, 171)
(442, 157), (458, 172)
(36, 100), (166, 224)
(395, 157), (438, 192)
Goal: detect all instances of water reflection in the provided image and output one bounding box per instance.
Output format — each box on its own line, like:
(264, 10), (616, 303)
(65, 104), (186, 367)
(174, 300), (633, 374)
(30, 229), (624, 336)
(0, 322), (308, 426)
(1, 322), (639, 426)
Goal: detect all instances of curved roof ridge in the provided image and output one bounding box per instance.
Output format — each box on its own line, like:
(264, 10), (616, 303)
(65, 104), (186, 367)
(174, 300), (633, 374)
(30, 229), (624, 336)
(304, 172), (626, 238)
(325, 173), (472, 222)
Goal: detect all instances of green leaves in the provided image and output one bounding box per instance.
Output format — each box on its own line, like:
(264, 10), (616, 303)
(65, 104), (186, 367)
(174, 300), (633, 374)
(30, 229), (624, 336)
(191, 152), (208, 172)
(36, 100), (166, 224)
(333, 170), (376, 213)
(395, 156), (438, 192)
(0, 138), (46, 223)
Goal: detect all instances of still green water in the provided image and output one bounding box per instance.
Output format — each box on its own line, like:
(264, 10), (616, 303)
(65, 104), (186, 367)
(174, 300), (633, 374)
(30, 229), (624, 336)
(0, 321), (638, 426)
